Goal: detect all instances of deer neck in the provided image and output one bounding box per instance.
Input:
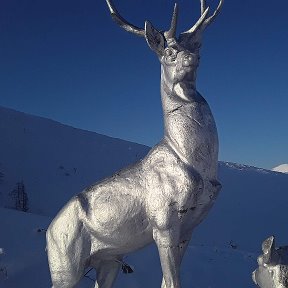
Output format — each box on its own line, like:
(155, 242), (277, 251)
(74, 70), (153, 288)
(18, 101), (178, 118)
(160, 71), (219, 177)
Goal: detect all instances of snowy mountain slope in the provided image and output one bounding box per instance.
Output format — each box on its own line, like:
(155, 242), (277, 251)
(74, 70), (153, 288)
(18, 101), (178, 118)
(0, 106), (150, 216)
(1, 106), (288, 287)
(0, 208), (51, 287)
(272, 164), (288, 174)
(193, 162), (288, 253)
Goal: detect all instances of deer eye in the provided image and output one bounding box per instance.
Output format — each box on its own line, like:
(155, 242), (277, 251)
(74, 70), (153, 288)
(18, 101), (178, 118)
(165, 49), (173, 56)
(165, 48), (176, 57)
(164, 48), (177, 63)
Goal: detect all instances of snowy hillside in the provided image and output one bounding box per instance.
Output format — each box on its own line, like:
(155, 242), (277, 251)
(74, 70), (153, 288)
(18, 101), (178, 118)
(1, 106), (288, 288)
(0, 106), (150, 216)
(194, 162), (288, 252)
(272, 164), (288, 174)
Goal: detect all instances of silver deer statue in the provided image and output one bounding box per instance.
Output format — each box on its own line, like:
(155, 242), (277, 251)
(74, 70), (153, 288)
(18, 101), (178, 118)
(253, 236), (288, 288)
(46, 1), (223, 287)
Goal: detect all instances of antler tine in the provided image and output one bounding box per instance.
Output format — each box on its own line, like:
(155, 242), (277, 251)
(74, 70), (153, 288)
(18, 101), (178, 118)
(181, 0), (223, 35)
(182, 6), (210, 35)
(200, 0), (207, 15)
(203, 0), (224, 27)
(164, 3), (179, 40)
(105, 0), (145, 37)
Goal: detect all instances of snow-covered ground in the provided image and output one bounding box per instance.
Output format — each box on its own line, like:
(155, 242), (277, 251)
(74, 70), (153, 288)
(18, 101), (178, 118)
(272, 164), (288, 174)
(1, 106), (288, 288)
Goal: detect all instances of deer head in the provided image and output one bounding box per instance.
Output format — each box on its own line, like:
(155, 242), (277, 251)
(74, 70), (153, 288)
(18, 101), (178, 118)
(106, 0), (223, 88)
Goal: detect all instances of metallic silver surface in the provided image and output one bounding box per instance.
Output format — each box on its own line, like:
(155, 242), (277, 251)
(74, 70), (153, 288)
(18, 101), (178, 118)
(253, 236), (288, 288)
(46, 1), (223, 287)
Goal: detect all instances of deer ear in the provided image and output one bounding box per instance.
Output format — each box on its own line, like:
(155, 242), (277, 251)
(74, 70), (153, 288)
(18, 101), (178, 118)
(262, 236), (277, 265)
(145, 21), (165, 56)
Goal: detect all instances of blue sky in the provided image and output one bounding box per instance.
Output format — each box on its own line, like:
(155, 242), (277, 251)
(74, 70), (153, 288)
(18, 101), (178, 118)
(0, 0), (287, 169)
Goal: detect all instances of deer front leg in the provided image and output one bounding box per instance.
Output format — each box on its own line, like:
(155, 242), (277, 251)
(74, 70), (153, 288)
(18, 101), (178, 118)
(160, 230), (192, 288)
(153, 221), (181, 288)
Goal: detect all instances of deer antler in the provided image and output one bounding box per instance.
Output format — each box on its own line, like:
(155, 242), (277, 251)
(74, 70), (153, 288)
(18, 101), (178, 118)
(204, 0), (224, 27)
(106, 0), (179, 44)
(105, 0), (145, 37)
(178, 0), (223, 51)
(164, 3), (179, 45)
(181, 0), (224, 35)
(106, 0), (223, 51)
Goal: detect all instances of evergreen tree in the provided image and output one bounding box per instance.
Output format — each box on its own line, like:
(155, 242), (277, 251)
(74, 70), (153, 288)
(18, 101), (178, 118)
(9, 181), (29, 212)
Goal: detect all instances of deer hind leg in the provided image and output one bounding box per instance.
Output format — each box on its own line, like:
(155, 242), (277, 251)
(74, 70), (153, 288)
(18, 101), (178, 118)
(46, 197), (91, 287)
(47, 227), (91, 287)
(47, 236), (89, 287)
(94, 260), (121, 288)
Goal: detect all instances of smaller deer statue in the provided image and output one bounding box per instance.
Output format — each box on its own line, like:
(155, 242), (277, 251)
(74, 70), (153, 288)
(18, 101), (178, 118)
(46, 1), (223, 287)
(253, 236), (288, 288)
